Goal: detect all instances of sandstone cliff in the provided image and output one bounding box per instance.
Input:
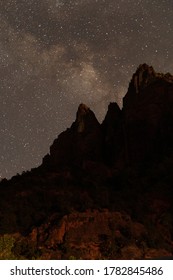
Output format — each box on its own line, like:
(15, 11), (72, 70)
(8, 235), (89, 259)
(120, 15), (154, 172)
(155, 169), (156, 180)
(0, 64), (173, 260)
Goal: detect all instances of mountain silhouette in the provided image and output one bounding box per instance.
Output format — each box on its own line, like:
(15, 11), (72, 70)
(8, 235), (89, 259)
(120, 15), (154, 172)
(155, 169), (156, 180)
(0, 64), (173, 260)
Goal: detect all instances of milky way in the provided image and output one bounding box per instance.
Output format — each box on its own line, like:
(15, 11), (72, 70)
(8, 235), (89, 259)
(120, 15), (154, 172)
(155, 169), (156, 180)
(0, 0), (173, 179)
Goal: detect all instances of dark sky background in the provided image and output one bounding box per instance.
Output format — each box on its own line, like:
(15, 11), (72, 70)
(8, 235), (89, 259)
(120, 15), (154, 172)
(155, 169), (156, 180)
(0, 0), (173, 179)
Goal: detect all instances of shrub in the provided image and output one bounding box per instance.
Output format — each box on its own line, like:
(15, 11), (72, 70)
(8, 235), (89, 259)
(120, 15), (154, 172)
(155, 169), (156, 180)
(0, 234), (17, 260)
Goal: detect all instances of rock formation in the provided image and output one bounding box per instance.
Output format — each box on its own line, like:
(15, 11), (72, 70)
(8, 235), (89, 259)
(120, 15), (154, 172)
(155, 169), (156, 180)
(42, 103), (103, 171)
(43, 64), (173, 171)
(123, 63), (173, 165)
(1, 64), (173, 260)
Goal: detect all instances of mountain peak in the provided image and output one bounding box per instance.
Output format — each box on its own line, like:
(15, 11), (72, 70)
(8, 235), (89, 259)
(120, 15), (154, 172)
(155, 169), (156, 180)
(131, 63), (173, 94)
(132, 63), (156, 94)
(76, 104), (90, 132)
(1, 65), (173, 260)
(123, 64), (173, 108)
(75, 103), (99, 133)
(77, 103), (90, 114)
(137, 63), (154, 72)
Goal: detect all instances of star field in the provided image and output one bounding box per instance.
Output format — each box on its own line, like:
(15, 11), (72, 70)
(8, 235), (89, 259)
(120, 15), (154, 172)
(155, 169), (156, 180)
(0, 0), (173, 179)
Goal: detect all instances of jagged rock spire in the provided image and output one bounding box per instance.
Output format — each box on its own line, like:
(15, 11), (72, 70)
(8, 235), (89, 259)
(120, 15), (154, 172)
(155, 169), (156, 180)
(123, 63), (173, 108)
(133, 64), (156, 94)
(128, 63), (173, 96)
(75, 103), (100, 133)
(76, 104), (91, 133)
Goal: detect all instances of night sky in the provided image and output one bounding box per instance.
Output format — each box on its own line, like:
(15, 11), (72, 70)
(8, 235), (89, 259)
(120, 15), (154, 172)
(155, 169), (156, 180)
(0, 0), (173, 179)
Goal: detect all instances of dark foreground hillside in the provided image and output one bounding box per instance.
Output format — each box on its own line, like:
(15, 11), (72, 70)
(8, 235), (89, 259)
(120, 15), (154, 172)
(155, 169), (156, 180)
(0, 64), (173, 259)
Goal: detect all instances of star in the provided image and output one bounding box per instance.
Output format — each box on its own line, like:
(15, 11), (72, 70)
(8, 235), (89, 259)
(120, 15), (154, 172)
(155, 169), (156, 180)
(0, 0), (173, 179)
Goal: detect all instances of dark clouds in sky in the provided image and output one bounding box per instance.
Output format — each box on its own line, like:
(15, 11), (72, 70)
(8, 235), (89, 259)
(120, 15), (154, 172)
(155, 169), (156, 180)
(0, 0), (173, 178)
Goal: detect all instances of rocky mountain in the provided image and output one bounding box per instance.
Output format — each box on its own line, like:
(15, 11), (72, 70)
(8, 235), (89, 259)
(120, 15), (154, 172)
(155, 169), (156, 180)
(0, 64), (173, 260)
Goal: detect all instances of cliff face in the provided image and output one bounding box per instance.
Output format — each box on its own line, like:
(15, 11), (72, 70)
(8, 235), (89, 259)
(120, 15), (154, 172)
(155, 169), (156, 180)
(1, 64), (173, 260)
(42, 64), (173, 171)
(42, 103), (103, 170)
(123, 64), (173, 165)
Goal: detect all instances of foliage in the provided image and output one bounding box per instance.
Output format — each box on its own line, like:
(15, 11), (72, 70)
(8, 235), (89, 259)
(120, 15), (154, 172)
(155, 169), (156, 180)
(0, 235), (18, 260)
(69, 255), (77, 260)
(0, 234), (41, 260)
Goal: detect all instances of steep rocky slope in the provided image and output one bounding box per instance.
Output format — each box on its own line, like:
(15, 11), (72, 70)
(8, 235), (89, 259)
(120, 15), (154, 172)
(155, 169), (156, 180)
(0, 64), (173, 259)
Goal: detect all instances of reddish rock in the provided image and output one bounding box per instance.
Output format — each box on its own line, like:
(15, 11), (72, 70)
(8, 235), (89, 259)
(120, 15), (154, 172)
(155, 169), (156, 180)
(22, 209), (173, 260)
(1, 64), (173, 260)
(121, 245), (143, 260)
(144, 248), (172, 260)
